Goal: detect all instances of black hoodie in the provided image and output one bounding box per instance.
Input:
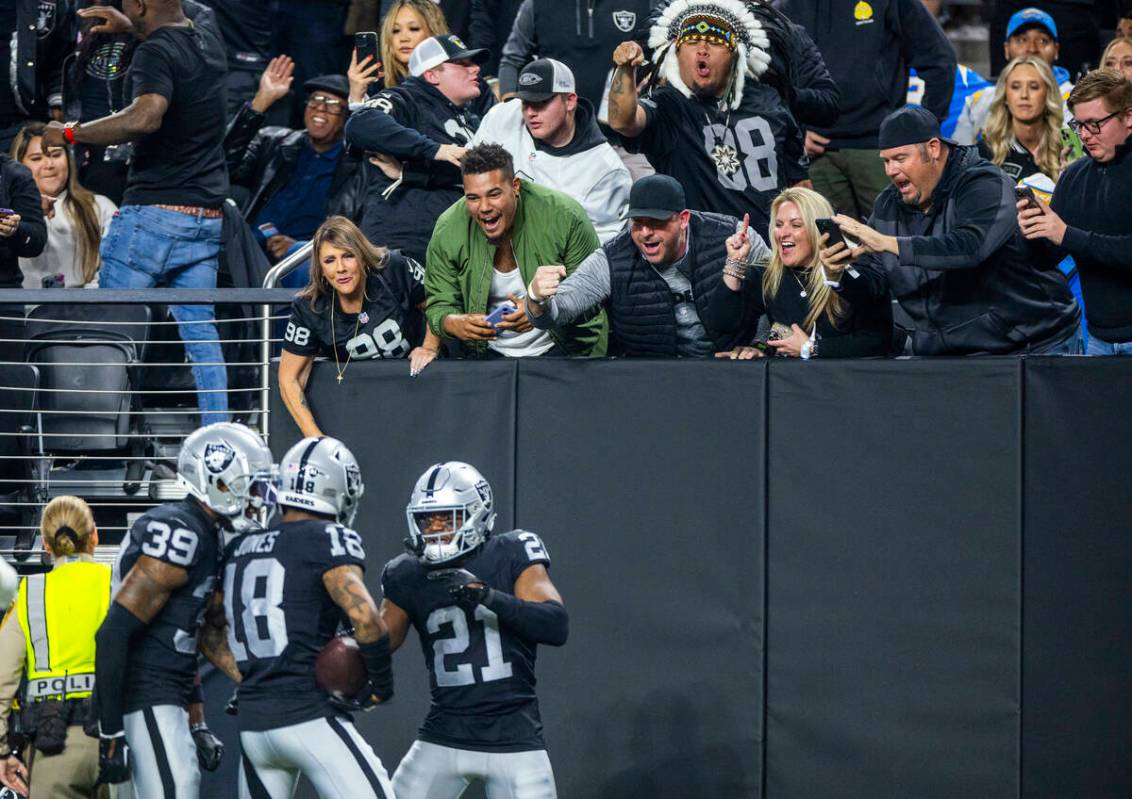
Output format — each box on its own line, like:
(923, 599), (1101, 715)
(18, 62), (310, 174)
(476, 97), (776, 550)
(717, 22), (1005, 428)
(839, 145), (1079, 355)
(345, 77), (495, 263)
(783, 0), (956, 148)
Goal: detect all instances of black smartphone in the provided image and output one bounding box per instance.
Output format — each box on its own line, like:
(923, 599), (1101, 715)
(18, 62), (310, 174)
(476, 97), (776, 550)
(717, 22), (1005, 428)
(354, 31), (379, 68)
(815, 217), (846, 248)
(1014, 185), (1043, 213)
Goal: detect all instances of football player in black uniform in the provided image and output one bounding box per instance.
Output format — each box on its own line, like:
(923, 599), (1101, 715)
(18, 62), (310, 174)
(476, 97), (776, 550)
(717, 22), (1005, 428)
(608, 0), (806, 235)
(278, 215), (442, 438)
(205, 436), (396, 799)
(95, 422), (276, 797)
(381, 461), (568, 799)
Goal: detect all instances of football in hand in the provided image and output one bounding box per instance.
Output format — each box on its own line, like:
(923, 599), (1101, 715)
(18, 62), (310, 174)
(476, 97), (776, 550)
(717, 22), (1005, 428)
(315, 636), (367, 699)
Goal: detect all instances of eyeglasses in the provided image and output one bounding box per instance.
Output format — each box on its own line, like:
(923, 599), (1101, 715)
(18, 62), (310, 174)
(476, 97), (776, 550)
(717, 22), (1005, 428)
(307, 94), (346, 114)
(1068, 111), (1121, 136)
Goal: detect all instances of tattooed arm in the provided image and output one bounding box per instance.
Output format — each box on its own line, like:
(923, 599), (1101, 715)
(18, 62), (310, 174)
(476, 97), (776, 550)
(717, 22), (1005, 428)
(608, 41), (649, 138)
(323, 565), (387, 644)
(323, 565), (395, 703)
(278, 350), (322, 438)
(198, 590), (242, 683)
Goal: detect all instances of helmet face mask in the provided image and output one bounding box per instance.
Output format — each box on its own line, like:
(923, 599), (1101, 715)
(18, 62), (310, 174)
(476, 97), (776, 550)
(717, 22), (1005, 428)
(277, 437), (365, 526)
(178, 423), (278, 533)
(405, 462), (495, 565)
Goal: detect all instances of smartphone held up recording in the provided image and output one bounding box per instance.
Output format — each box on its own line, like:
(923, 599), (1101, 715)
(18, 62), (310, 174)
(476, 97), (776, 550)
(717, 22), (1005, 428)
(354, 31), (382, 94)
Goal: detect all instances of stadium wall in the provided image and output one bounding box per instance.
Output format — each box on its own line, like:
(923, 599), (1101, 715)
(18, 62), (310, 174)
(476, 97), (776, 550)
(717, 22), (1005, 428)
(198, 358), (1132, 799)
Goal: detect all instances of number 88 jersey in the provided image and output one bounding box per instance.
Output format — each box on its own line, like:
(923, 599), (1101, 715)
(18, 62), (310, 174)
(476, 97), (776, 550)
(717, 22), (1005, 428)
(281, 253), (426, 363)
(111, 500), (221, 710)
(222, 519), (368, 732)
(381, 529), (553, 752)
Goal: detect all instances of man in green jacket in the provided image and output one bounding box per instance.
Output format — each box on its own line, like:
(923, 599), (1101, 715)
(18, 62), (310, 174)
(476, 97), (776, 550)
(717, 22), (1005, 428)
(425, 143), (607, 357)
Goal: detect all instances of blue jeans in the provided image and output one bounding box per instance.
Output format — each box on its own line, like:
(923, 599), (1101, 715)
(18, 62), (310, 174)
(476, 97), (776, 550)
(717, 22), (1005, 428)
(99, 205), (228, 425)
(1028, 329), (1084, 356)
(1086, 337), (1132, 356)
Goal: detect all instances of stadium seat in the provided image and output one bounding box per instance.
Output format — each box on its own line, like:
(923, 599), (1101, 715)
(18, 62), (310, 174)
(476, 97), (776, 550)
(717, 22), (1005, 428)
(24, 304), (152, 502)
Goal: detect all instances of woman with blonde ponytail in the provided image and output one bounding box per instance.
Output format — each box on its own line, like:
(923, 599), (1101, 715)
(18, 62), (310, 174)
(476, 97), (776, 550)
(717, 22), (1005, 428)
(720, 187), (893, 359)
(0, 496), (111, 799)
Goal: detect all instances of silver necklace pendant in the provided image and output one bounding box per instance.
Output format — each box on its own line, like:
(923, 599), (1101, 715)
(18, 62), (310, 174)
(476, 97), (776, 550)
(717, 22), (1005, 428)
(710, 143), (740, 176)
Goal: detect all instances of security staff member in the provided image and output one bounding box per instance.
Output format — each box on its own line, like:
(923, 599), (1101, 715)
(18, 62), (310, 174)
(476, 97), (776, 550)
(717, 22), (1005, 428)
(0, 496), (111, 799)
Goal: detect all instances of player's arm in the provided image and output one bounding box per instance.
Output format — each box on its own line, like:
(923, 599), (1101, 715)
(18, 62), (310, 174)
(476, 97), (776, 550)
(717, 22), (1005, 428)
(323, 565), (394, 702)
(607, 41), (649, 138)
(93, 555), (187, 781)
(197, 590), (241, 683)
(450, 564), (569, 647)
(96, 556), (188, 732)
(378, 598), (411, 652)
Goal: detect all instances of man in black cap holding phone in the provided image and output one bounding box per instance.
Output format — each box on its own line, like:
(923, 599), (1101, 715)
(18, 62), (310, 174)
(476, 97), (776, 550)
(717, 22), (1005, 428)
(824, 105), (1080, 356)
(345, 34), (495, 263)
(527, 173), (768, 357)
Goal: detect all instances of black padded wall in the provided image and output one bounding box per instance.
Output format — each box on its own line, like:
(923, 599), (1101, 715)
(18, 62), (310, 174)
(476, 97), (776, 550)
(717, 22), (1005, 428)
(194, 358), (1132, 799)
(1021, 359), (1132, 798)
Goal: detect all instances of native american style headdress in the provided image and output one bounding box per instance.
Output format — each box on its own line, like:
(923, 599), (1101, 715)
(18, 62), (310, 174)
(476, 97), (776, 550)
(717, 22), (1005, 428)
(648, 0), (773, 110)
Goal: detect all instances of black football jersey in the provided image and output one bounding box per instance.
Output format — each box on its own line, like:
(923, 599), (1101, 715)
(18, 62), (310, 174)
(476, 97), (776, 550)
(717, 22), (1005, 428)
(634, 83), (807, 235)
(381, 530), (553, 752)
(281, 253), (426, 361)
(222, 519), (367, 732)
(111, 500), (221, 711)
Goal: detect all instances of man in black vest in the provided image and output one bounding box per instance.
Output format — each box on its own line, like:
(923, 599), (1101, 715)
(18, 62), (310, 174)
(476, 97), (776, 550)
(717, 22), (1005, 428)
(526, 174), (768, 356)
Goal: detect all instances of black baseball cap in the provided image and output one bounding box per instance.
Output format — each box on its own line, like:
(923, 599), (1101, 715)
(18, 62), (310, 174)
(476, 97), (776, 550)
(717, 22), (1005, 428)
(877, 105), (956, 150)
(627, 175), (686, 219)
(515, 59), (577, 102)
(304, 74), (349, 99)
(409, 34), (490, 77)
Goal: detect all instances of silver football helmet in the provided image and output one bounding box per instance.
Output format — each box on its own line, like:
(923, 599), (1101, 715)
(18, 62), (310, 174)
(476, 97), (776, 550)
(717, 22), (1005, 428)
(278, 436), (364, 526)
(177, 422), (277, 533)
(405, 461), (496, 565)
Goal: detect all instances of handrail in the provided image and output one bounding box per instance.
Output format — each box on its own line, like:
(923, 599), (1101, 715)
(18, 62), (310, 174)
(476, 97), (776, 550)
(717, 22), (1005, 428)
(0, 288), (298, 304)
(261, 241), (314, 443)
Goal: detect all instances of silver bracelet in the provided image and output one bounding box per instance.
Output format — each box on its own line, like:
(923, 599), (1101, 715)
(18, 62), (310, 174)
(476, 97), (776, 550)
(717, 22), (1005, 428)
(723, 258), (749, 281)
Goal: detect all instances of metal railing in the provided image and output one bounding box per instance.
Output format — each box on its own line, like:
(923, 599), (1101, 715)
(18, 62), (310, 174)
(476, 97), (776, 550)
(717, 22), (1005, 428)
(0, 281), (302, 561)
(261, 241), (314, 442)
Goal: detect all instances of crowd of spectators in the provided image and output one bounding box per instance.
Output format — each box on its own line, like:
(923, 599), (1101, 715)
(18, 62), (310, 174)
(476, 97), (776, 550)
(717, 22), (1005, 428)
(0, 0), (1128, 432)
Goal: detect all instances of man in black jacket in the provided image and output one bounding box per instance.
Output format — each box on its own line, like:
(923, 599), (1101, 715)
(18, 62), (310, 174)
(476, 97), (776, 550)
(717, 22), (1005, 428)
(783, 0), (955, 221)
(345, 34), (494, 263)
(225, 58), (362, 271)
(1019, 69), (1132, 355)
(828, 106), (1080, 356)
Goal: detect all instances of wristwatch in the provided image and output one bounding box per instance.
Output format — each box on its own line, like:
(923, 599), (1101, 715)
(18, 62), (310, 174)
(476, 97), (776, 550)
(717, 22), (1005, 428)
(800, 337), (817, 360)
(63, 122), (78, 145)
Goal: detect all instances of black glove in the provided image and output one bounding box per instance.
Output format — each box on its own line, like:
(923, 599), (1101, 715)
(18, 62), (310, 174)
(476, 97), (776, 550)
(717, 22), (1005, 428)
(191, 723), (224, 772)
(427, 567), (492, 608)
(97, 733), (130, 784)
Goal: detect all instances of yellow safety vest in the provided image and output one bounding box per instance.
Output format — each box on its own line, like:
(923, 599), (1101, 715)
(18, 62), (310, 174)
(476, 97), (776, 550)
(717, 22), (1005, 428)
(15, 559), (111, 702)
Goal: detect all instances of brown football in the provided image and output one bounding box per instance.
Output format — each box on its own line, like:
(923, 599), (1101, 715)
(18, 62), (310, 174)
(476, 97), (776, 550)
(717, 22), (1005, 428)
(314, 636), (367, 699)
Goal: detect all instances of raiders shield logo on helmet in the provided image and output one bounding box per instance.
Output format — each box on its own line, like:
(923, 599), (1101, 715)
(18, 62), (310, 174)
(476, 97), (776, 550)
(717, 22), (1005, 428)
(203, 441), (236, 474)
(613, 10), (637, 33)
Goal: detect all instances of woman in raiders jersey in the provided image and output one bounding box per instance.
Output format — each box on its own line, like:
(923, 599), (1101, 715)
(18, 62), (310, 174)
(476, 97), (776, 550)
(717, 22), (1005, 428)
(717, 187), (892, 359)
(279, 216), (441, 436)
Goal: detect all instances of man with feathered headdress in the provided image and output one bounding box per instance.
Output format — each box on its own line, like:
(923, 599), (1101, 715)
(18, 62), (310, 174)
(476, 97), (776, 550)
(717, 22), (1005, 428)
(608, 0), (806, 233)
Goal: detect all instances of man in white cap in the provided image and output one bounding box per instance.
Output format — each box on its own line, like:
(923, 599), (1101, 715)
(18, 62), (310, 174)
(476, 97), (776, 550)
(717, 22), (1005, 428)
(345, 34), (495, 263)
(472, 58), (630, 242)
